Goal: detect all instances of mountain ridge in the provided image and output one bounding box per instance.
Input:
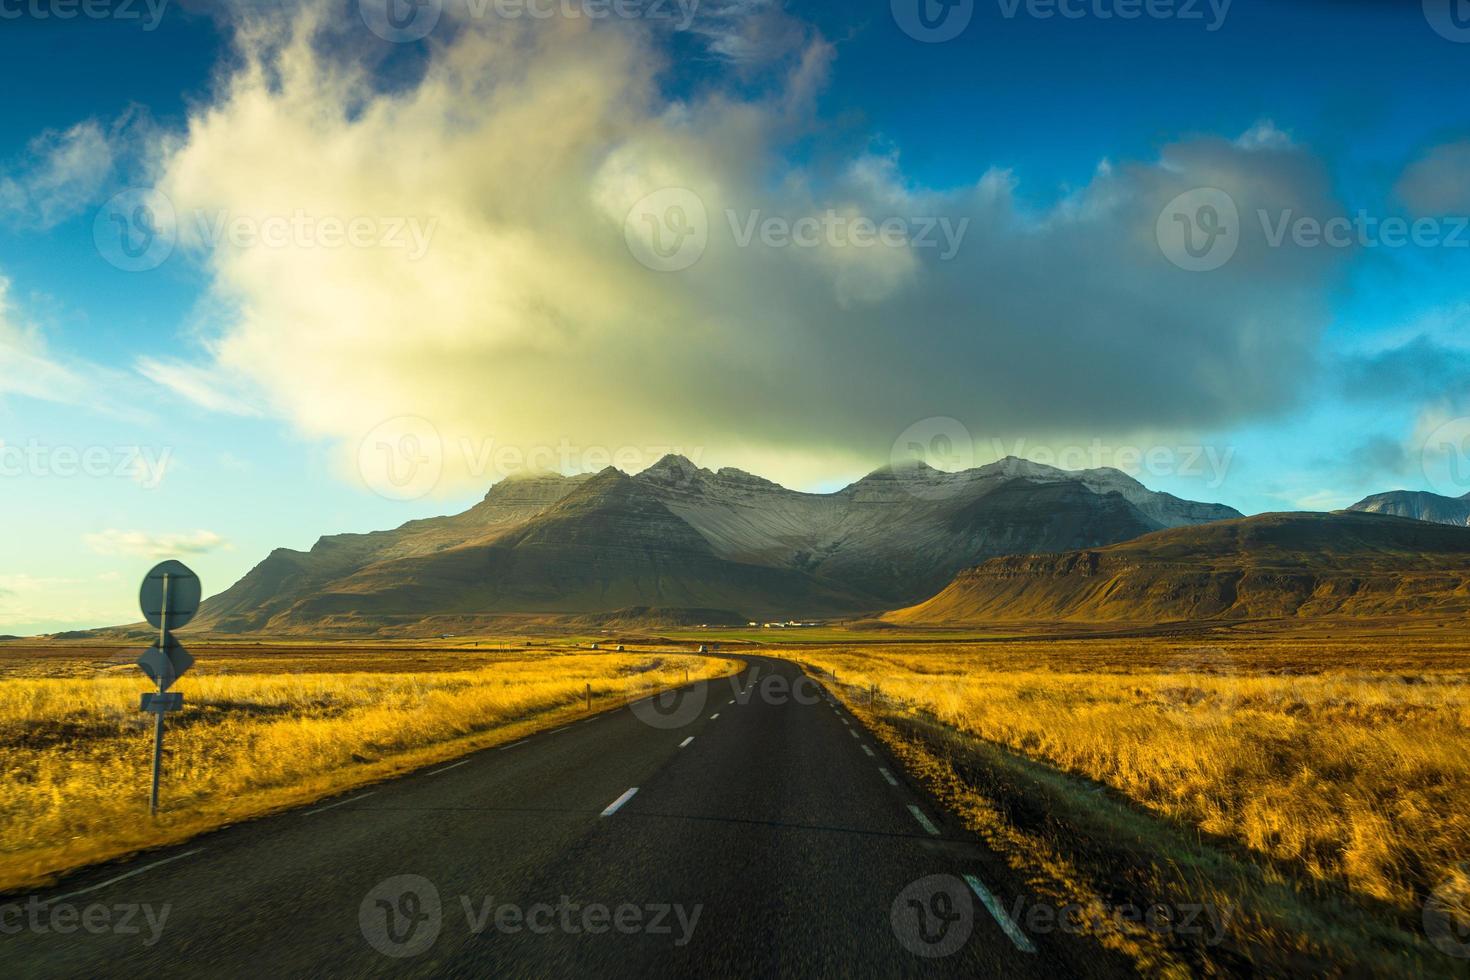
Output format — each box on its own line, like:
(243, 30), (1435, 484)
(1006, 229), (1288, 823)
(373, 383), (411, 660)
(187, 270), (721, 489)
(886, 510), (1470, 626)
(1347, 488), (1470, 527)
(189, 455), (1241, 633)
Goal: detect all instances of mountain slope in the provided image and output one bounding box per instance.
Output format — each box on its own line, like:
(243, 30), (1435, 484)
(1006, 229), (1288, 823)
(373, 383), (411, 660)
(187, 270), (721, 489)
(887, 511), (1470, 625)
(192, 455), (1241, 633)
(634, 454), (1239, 604)
(1347, 489), (1470, 527)
(193, 473), (592, 631)
(208, 470), (879, 633)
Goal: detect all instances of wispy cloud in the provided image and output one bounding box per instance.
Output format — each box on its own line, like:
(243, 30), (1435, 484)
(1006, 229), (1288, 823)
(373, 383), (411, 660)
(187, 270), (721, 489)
(136, 356), (264, 417)
(0, 120), (115, 229)
(0, 277), (91, 404)
(83, 529), (230, 558)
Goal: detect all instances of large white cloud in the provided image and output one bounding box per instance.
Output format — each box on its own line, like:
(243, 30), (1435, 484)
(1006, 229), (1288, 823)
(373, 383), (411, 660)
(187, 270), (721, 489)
(153, 3), (1346, 493)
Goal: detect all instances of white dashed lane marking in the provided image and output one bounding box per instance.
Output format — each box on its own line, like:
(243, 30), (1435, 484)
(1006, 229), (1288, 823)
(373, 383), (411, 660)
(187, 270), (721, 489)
(879, 768), (899, 787)
(601, 787), (639, 817)
(907, 804), (941, 837)
(965, 874), (1038, 954)
(679, 737), (694, 748)
(427, 760), (470, 776)
(46, 848), (205, 905)
(305, 792), (376, 816)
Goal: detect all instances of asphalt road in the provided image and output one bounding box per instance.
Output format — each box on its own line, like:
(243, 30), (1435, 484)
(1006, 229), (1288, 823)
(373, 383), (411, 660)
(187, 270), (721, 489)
(4, 657), (1136, 978)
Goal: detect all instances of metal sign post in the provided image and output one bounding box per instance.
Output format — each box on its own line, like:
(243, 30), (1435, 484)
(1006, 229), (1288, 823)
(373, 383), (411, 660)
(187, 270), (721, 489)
(137, 560), (201, 815)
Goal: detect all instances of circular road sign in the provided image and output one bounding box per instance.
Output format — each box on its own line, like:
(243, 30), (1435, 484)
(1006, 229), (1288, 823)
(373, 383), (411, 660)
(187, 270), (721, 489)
(139, 560), (202, 630)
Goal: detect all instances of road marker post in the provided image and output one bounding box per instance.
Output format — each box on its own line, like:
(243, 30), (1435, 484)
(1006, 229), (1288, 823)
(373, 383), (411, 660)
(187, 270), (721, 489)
(586, 682), (592, 712)
(136, 560), (202, 815)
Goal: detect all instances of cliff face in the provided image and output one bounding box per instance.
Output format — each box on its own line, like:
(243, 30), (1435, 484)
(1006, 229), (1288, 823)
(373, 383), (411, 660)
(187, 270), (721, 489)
(1348, 490), (1470, 527)
(887, 512), (1470, 625)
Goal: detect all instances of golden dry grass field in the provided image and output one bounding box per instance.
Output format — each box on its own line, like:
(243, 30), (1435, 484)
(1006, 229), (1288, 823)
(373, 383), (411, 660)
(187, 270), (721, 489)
(790, 626), (1470, 974)
(0, 640), (739, 894)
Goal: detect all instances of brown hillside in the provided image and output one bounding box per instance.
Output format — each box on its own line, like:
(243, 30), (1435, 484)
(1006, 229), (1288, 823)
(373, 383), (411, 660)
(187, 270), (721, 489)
(885, 511), (1470, 625)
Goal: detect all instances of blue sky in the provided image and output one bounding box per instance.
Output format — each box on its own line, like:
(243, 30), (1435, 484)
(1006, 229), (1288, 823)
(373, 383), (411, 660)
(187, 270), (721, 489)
(2, 0), (1469, 634)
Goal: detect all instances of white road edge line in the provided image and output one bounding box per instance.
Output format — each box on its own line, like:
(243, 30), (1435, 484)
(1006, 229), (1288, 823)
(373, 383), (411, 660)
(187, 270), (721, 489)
(548, 726), (570, 734)
(601, 787), (639, 817)
(727, 699), (734, 705)
(907, 804), (941, 837)
(679, 737), (694, 748)
(500, 740), (527, 751)
(879, 767), (899, 786)
(861, 745), (875, 756)
(47, 848), (205, 905)
(849, 729), (859, 739)
(305, 792), (376, 816)
(964, 874), (1038, 954)
(427, 760), (470, 776)
(710, 713), (720, 719)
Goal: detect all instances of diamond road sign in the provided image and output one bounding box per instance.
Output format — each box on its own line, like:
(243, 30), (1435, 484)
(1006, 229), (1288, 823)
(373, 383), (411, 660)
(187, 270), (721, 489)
(137, 641), (194, 692)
